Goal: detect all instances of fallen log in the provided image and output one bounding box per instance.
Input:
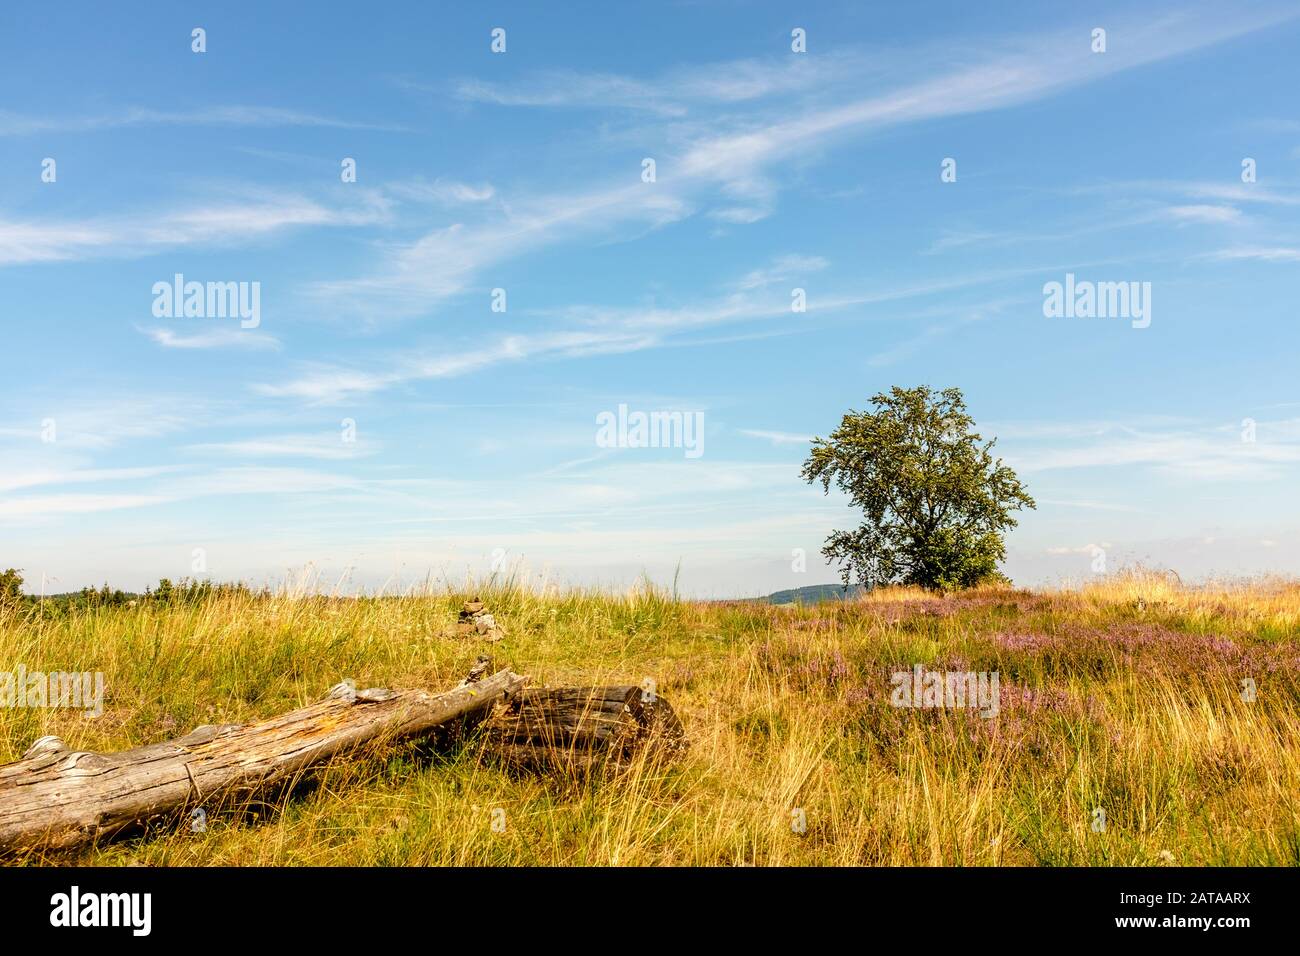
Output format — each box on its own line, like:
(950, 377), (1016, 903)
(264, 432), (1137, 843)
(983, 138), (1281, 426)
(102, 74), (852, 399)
(485, 685), (687, 772)
(0, 667), (527, 854)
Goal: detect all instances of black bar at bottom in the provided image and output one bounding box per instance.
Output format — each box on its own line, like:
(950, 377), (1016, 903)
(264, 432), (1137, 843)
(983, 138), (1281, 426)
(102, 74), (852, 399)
(0, 866), (1288, 942)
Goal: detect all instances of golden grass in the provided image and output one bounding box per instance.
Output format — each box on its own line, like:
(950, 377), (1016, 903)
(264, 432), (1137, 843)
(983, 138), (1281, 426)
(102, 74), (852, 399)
(1, 570), (1297, 866)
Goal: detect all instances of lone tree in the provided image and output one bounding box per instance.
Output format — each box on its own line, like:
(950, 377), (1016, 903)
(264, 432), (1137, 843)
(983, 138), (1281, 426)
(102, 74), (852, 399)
(802, 386), (1034, 592)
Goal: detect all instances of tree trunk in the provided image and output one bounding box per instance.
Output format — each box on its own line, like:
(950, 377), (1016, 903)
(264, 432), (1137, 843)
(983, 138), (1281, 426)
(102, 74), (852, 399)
(0, 668), (527, 854)
(484, 685), (687, 771)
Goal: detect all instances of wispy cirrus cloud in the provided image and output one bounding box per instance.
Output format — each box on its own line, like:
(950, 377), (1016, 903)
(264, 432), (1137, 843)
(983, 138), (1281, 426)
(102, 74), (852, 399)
(866, 307), (995, 368)
(0, 465), (370, 523)
(1181, 182), (1300, 206)
(387, 178), (497, 205)
(0, 400), (191, 450)
(308, 183), (690, 317)
(1205, 246), (1300, 262)
(1076, 180), (1300, 208)
(186, 433), (376, 460)
(1045, 542), (1112, 555)
(1003, 418), (1300, 481)
(739, 429), (814, 446)
(674, 10), (1288, 182)
(1162, 204), (1244, 224)
(0, 493), (172, 518)
(141, 326), (281, 350)
(445, 52), (870, 116)
(0, 104), (408, 137)
(1038, 499), (1143, 513)
(266, 257), (1112, 403)
(254, 329), (660, 403)
(0, 191), (391, 265)
(0, 465), (185, 496)
(320, 7), (1291, 324)
(733, 254), (828, 291)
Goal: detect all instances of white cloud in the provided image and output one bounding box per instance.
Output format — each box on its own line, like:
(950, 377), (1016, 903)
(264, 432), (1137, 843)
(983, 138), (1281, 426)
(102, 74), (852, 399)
(0, 105), (406, 137)
(448, 53), (863, 116)
(675, 11), (1284, 184)
(1004, 419), (1300, 481)
(1182, 182), (1300, 206)
(0, 400), (191, 450)
(308, 184), (690, 317)
(1163, 204), (1243, 224)
(388, 178), (496, 205)
(1206, 246), (1300, 263)
(739, 429), (814, 445)
(709, 206), (770, 224)
(1045, 543), (1111, 555)
(0, 192), (391, 265)
(319, 9), (1287, 325)
(1037, 499), (1143, 513)
(263, 261), (1099, 402)
(142, 326), (281, 350)
(0, 465), (184, 495)
(0, 493), (171, 518)
(186, 434), (375, 460)
(734, 254), (829, 291)
(255, 329), (660, 403)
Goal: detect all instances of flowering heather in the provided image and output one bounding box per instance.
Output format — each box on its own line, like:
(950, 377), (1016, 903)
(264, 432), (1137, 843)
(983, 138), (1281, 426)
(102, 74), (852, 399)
(992, 623), (1300, 680)
(998, 684), (1079, 716)
(994, 632), (1060, 653)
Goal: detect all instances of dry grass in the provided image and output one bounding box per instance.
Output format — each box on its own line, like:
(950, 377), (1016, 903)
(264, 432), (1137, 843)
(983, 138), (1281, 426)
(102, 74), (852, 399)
(1, 570), (1297, 866)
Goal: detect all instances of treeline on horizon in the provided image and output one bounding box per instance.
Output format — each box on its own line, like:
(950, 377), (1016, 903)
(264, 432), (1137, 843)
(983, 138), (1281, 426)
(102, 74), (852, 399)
(1, 567), (867, 612)
(0, 568), (263, 613)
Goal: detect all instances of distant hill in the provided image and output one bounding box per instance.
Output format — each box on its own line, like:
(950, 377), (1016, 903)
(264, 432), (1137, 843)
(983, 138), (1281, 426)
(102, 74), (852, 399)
(764, 583), (864, 605)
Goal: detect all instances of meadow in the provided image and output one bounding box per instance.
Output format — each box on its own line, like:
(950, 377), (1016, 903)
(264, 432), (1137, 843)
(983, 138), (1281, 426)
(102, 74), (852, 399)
(1, 571), (1297, 866)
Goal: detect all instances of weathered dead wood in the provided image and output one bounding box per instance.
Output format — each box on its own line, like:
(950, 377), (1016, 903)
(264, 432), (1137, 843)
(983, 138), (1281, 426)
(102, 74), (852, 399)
(0, 668), (527, 854)
(484, 685), (687, 772)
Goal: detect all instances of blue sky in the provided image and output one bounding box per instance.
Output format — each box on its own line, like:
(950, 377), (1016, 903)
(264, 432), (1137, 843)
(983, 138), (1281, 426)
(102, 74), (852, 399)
(2, 1), (1299, 597)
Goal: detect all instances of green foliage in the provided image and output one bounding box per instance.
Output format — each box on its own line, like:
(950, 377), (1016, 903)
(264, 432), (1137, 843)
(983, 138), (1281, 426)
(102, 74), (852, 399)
(147, 578), (258, 605)
(75, 583), (133, 608)
(0, 573), (259, 617)
(802, 386), (1035, 592)
(0, 568), (24, 606)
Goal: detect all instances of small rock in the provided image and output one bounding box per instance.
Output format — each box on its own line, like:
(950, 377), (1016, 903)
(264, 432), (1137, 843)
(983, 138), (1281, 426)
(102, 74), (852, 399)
(454, 598), (505, 641)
